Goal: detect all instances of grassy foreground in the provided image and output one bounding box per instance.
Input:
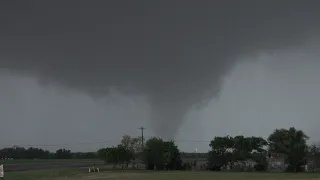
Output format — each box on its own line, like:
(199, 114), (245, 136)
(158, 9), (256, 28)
(5, 169), (320, 180)
(5, 167), (87, 180)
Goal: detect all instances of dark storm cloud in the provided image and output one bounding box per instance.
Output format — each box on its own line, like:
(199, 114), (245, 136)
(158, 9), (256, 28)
(0, 0), (319, 138)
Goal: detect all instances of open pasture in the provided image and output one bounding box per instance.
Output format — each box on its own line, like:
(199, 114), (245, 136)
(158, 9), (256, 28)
(6, 169), (320, 180)
(66, 171), (320, 180)
(1, 159), (103, 172)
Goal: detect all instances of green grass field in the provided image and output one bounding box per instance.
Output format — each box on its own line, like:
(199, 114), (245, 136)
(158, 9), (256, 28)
(5, 167), (86, 180)
(5, 169), (320, 180)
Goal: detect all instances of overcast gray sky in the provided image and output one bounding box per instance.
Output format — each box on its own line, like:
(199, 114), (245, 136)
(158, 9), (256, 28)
(1, 0), (320, 152)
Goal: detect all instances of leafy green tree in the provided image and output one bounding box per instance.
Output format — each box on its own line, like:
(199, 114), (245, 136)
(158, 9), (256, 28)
(116, 144), (133, 168)
(143, 137), (165, 170)
(268, 127), (309, 172)
(120, 135), (142, 153)
(105, 147), (120, 167)
(97, 145), (132, 168)
(143, 137), (182, 170)
(163, 141), (183, 170)
(208, 136), (234, 170)
(232, 136), (251, 161)
(120, 135), (142, 168)
(249, 137), (268, 153)
(244, 136), (268, 171)
(207, 135), (267, 171)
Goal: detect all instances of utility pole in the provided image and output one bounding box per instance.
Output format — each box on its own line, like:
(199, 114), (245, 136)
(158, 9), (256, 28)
(139, 126), (145, 149)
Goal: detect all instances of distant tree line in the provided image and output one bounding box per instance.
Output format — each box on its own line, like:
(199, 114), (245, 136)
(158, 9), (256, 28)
(0, 147), (97, 159)
(97, 127), (320, 173)
(2, 126), (319, 173)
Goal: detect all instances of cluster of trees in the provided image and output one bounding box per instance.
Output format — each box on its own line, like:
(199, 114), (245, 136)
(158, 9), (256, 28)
(97, 135), (142, 168)
(0, 147), (97, 159)
(268, 128), (309, 172)
(1, 126), (317, 173)
(208, 135), (268, 171)
(208, 127), (317, 172)
(98, 127), (320, 173)
(143, 138), (182, 170)
(98, 135), (185, 170)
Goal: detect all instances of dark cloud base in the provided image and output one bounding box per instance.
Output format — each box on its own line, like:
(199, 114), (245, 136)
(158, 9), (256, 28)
(1, 0), (319, 138)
